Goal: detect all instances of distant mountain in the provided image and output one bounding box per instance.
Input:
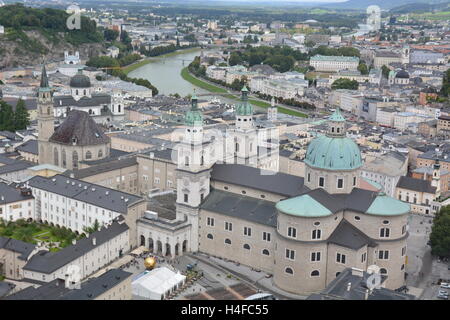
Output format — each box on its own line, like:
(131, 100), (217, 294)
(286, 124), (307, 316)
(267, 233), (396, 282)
(390, 1), (450, 13)
(328, 0), (446, 9)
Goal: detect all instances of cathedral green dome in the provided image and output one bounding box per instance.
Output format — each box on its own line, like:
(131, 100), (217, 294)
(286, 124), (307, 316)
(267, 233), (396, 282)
(305, 134), (362, 171)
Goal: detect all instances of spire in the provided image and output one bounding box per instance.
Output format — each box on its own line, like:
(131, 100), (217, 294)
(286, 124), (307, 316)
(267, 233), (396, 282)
(185, 91), (203, 127)
(236, 85), (253, 117)
(191, 90), (198, 111)
(40, 63), (49, 88)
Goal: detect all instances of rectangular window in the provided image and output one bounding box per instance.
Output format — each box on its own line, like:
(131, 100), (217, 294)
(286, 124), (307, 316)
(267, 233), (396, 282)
(263, 232), (271, 242)
(311, 252), (321, 262)
(319, 177), (325, 187)
(184, 194), (188, 203)
(287, 227), (297, 238)
(337, 178), (344, 189)
(353, 176), (357, 186)
(337, 253), (346, 264)
(285, 249), (295, 260)
(378, 250), (389, 260)
(402, 246), (406, 256)
(361, 252), (367, 263)
(207, 217), (214, 227)
(307, 173), (311, 183)
(244, 227), (252, 237)
(225, 222), (232, 231)
(380, 228), (390, 238)
(312, 229), (322, 240)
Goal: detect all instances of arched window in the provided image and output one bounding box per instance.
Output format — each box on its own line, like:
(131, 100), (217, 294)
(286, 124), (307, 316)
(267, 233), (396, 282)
(118, 105), (121, 113)
(224, 238), (231, 245)
(336, 272), (341, 277)
(72, 151), (78, 169)
(311, 270), (320, 277)
(380, 268), (387, 275)
(76, 89), (79, 95)
(185, 156), (189, 166)
(262, 249), (270, 256)
(312, 229), (322, 240)
(285, 267), (293, 275)
(83, 90), (86, 96)
(200, 156), (204, 166)
(61, 149), (66, 168)
(243, 244), (250, 250)
(85, 151), (92, 159)
(53, 148), (59, 166)
(98, 149), (103, 158)
(235, 143), (239, 152)
(207, 233), (213, 240)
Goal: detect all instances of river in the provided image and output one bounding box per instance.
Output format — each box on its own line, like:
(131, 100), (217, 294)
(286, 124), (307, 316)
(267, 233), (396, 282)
(128, 49), (207, 97)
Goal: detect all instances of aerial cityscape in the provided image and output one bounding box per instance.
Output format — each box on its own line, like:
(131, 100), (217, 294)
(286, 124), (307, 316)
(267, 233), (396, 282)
(0, 0), (449, 306)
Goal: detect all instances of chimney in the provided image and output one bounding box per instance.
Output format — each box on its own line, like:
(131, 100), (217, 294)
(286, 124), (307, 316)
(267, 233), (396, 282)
(347, 282), (352, 292)
(92, 237), (96, 246)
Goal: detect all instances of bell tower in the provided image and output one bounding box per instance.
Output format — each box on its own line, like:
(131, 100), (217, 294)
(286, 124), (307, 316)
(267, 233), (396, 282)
(175, 94), (213, 252)
(37, 63), (54, 165)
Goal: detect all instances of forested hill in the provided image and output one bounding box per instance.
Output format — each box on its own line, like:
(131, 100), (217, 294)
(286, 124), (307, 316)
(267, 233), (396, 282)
(0, 4), (105, 68)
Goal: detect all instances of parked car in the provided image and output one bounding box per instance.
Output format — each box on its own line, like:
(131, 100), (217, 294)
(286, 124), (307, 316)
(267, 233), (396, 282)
(437, 294), (449, 300)
(440, 282), (450, 289)
(438, 290), (448, 296)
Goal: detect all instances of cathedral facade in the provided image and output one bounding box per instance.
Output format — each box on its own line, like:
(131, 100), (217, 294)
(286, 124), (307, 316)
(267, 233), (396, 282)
(37, 65), (111, 171)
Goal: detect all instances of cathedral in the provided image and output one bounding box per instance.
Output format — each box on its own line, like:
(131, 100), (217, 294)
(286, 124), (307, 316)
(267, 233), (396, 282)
(136, 90), (411, 295)
(36, 63), (411, 295)
(37, 65), (111, 170)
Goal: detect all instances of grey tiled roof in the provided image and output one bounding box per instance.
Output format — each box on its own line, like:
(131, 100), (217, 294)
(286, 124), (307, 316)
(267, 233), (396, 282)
(53, 94), (111, 108)
(27, 174), (143, 214)
(0, 182), (33, 204)
(397, 176), (437, 194)
(5, 268), (132, 300)
(23, 219), (129, 274)
(308, 268), (415, 300)
(0, 236), (36, 261)
(66, 157), (137, 179)
(200, 189), (277, 227)
(16, 139), (38, 155)
(61, 268), (132, 300)
(0, 160), (34, 175)
(211, 163), (307, 197)
(49, 110), (110, 146)
(327, 219), (377, 250)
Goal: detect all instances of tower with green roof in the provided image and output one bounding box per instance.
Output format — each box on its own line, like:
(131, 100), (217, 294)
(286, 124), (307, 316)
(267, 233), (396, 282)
(230, 86), (258, 167)
(175, 92), (213, 253)
(37, 63), (55, 165)
(235, 86), (254, 130)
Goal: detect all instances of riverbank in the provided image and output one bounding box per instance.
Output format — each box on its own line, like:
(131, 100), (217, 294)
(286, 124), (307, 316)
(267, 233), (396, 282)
(181, 67), (308, 118)
(123, 47), (201, 75)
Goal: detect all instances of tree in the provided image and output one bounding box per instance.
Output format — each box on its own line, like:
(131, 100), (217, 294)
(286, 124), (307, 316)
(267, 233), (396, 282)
(104, 29), (119, 41)
(358, 62), (369, 75)
(381, 65), (391, 79)
(429, 206), (450, 258)
(331, 78), (359, 90)
(83, 219), (100, 234)
(14, 99), (30, 130)
(0, 100), (15, 132)
(229, 52), (243, 66)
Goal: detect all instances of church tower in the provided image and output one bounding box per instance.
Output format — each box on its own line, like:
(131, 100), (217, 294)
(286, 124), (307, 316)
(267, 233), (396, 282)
(267, 97), (278, 122)
(230, 86), (258, 167)
(37, 64), (55, 165)
(431, 159), (441, 196)
(175, 94), (213, 252)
